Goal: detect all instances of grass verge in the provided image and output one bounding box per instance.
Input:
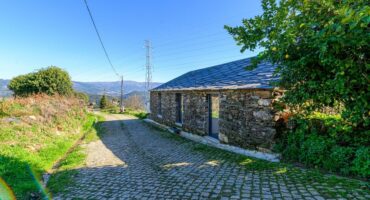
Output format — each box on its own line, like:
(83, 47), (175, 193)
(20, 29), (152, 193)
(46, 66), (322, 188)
(47, 114), (106, 196)
(123, 109), (148, 119)
(0, 95), (96, 199)
(101, 107), (148, 119)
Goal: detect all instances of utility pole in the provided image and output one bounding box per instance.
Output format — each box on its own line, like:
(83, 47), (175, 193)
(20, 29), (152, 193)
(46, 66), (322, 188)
(145, 40), (152, 112)
(145, 40), (152, 90)
(120, 75), (124, 113)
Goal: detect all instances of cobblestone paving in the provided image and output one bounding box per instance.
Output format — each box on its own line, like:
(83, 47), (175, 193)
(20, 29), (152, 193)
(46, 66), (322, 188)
(54, 114), (370, 200)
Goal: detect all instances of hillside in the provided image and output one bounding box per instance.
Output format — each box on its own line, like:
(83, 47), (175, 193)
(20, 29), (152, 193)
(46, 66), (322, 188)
(0, 95), (96, 199)
(0, 79), (162, 97)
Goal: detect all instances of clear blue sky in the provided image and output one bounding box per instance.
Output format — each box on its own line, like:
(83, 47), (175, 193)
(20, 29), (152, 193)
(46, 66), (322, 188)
(0, 0), (263, 83)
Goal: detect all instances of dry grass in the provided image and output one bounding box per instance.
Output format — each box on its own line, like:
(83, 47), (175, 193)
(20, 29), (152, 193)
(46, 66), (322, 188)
(0, 94), (84, 120)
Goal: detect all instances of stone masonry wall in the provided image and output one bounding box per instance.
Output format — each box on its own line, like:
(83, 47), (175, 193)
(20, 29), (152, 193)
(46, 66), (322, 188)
(150, 89), (279, 151)
(218, 90), (277, 150)
(150, 91), (208, 136)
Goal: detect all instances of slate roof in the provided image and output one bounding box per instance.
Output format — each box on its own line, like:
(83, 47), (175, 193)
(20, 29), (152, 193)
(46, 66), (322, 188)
(152, 57), (279, 91)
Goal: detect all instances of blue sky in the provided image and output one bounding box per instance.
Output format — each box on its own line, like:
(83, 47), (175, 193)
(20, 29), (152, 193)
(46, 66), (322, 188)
(0, 0), (263, 83)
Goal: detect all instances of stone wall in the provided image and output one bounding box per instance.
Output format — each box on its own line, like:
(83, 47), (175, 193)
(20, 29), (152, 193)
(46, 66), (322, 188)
(150, 89), (280, 151)
(150, 91), (209, 136)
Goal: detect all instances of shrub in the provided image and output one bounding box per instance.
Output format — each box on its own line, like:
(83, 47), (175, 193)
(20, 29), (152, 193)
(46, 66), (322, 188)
(277, 113), (369, 178)
(351, 147), (370, 178)
(8, 66), (73, 97)
(324, 146), (354, 175)
(300, 134), (333, 167)
(280, 129), (304, 161)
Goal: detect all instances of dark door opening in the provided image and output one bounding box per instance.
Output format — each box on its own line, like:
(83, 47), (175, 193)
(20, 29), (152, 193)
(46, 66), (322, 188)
(207, 94), (219, 139)
(176, 93), (183, 124)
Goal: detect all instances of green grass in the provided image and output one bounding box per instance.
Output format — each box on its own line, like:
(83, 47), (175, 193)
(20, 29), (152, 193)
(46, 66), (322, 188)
(46, 146), (87, 195)
(84, 114), (106, 143)
(47, 114), (106, 196)
(123, 108), (148, 119)
(146, 121), (370, 199)
(0, 96), (98, 200)
(100, 106), (148, 119)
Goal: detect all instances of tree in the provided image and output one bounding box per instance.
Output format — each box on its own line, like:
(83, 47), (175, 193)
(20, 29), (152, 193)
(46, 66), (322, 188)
(225, 0), (369, 127)
(124, 94), (145, 110)
(8, 66), (73, 97)
(100, 94), (108, 109)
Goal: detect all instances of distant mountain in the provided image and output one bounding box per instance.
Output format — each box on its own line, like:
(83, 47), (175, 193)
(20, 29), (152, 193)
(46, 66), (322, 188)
(0, 79), (162, 97)
(73, 81), (162, 96)
(0, 79), (12, 97)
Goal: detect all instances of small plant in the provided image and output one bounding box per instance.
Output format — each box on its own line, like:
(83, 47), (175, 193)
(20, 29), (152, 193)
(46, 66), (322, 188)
(351, 147), (370, 178)
(300, 134), (333, 167)
(324, 146), (353, 175)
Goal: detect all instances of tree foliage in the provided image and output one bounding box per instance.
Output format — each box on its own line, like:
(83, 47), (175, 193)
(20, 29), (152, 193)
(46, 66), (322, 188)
(225, 0), (369, 128)
(99, 94), (109, 109)
(8, 66), (73, 97)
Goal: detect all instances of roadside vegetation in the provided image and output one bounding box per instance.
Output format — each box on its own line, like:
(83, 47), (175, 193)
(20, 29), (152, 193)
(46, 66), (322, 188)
(226, 0), (369, 178)
(0, 66), (99, 199)
(47, 114), (105, 196)
(0, 95), (91, 199)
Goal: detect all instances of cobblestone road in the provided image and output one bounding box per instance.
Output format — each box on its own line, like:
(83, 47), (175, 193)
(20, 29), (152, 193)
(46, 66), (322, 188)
(54, 114), (369, 200)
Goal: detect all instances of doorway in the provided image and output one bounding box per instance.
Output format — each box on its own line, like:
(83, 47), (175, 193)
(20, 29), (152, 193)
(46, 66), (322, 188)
(207, 94), (219, 139)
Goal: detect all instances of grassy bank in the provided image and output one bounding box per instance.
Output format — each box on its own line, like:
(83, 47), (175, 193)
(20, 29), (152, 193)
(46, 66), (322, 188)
(0, 95), (96, 199)
(47, 114), (105, 196)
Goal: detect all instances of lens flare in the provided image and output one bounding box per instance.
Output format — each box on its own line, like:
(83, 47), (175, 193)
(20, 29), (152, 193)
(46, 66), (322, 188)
(27, 166), (51, 200)
(0, 178), (16, 200)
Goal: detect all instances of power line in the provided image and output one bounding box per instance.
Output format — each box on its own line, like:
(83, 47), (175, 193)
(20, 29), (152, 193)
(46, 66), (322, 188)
(83, 0), (120, 77)
(154, 31), (227, 47)
(153, 42), (237, 60)
(154, 55), (247, 71)
(83, 0), (124, 112)
(113, 37), (232, 64)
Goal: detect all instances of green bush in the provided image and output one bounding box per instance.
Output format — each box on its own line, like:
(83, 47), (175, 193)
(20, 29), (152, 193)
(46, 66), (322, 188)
(8, 66), (73, 97)
(300, 134), (333, 167)
(280, 129), (304, 161)
(325, 146), (354, 175)
(278, 113), (369, 178)
(351, 147), (370, 178)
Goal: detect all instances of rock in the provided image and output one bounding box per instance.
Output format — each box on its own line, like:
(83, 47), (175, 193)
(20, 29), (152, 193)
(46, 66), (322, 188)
(219, 132), (229, 143)
(258, 99), (271, 106)
(2, 117), (21, 123)
(253, 110), (273, 121)
(29, 115), (37, 120)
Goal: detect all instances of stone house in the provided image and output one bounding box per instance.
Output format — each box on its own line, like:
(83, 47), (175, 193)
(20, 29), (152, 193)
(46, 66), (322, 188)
(150, 58), (282, 151)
